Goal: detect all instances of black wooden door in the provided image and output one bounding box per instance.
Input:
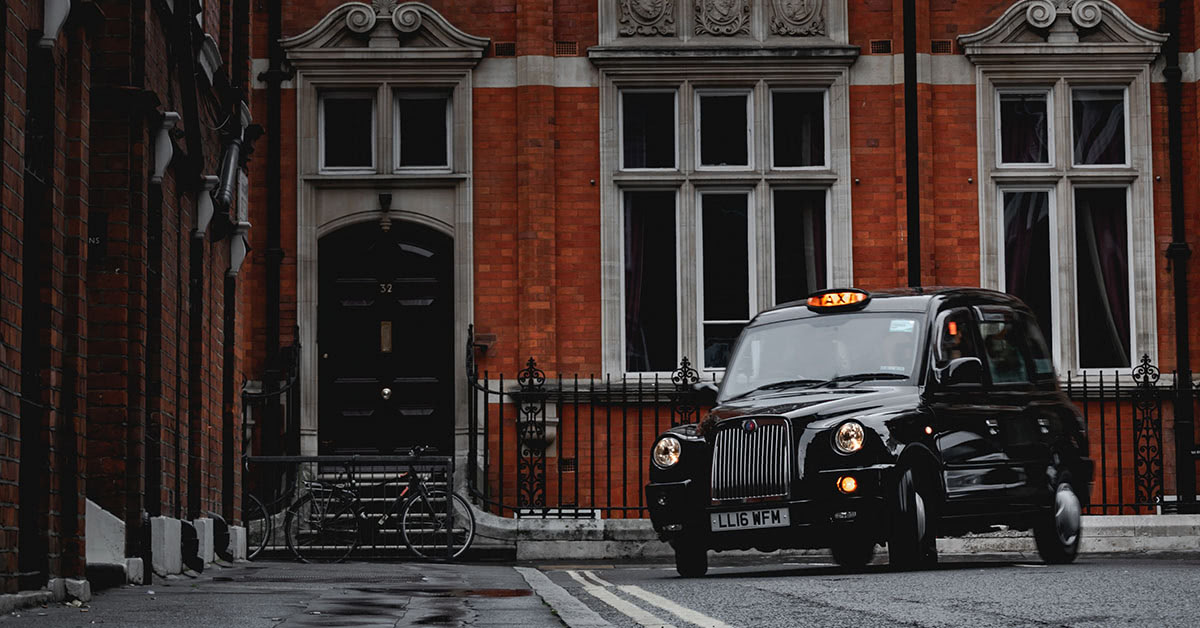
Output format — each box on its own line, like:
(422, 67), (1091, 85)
(318, 221), (454, 454)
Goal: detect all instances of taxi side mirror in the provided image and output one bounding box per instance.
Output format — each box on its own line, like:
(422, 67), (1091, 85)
(935, 357), (983, 386)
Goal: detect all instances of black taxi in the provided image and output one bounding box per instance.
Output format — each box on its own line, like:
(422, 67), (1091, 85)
(645, 288), (1093, 576)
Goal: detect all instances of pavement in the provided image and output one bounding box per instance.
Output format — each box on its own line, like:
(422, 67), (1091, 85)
(5, 551), (1200, 627)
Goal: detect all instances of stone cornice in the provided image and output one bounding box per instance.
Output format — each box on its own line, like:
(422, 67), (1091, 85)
(282, 1), (489, 69)
(959, 0), (1165, 64)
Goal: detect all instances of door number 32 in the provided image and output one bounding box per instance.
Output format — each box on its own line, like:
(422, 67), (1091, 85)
(379, 283), (393, 293)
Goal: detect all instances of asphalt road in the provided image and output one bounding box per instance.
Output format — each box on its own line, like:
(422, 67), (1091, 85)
(4, 554), (1199, 627)
(537, 554), (1200, 628)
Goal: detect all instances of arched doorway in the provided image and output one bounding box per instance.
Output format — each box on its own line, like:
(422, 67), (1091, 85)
(317, 220), (454, 454)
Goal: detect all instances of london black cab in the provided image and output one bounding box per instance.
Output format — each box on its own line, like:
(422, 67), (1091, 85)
(645, 288), (1093, 576)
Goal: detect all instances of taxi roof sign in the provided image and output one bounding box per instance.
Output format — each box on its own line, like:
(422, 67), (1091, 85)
(806, 289), (870, 311)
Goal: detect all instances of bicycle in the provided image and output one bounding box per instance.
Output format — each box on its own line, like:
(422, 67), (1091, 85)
(283, 446), (475, 563)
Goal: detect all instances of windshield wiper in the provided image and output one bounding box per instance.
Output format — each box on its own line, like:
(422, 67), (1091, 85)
(723, 378), (825, 402)
(816, 372), (910, 388)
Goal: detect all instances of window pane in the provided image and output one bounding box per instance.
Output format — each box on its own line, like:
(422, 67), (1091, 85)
(624, 191), (677, 372)
(702, 193), (749, 321)
(772, 92), (824, 167)
(935, 309), (980, 367)
(622, 92), (675, 169)
(1003, 190), (1052, 340)
(703, 323), (743, 370)
(323, 97), (373, 168)
(999, 93), (1048, 164)
(1075, 188), (1130, 368)
(1073, 89), (1125, 165)
(699, 94), (748, 167)
(978, 309), (1031, 385)
(398, 97), (448, 167)
(773, 189), (826, 304)
(1020, 313), (1056, 380)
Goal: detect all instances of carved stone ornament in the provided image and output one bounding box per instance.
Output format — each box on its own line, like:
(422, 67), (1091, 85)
(345, 4), (377, 33)
(392, 4), (423, 33)
(694, 0), (750, 36)
(770, 0), (825, 36)
(1025, 0), (1103, 31)
(619, 0), (676, 36)
(371, 0), (398, 12)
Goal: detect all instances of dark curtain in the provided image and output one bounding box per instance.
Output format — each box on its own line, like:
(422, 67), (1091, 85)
(774, 189), (827, 304)
(1073, 90), (1125, 165)
(624, 191), (677, 371)
(999, 94), (1048, 163)
(773, 92), (824, 167)
(1075, 189), (1130, 367)
(622, 92), (675, 168)
(1003, 190), (1052, 340)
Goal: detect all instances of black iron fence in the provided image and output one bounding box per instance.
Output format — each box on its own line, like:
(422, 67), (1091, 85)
(467, 324), (1189, 518)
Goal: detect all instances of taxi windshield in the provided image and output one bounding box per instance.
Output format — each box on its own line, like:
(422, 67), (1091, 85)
(719, 312), (925, 402)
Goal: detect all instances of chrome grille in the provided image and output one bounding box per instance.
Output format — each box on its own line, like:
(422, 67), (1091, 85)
(710, 419), (791, 501)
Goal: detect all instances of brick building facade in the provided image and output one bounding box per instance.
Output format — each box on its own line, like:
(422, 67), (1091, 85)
(2, 0), (254, 596)
(244, 0), (1198, 510)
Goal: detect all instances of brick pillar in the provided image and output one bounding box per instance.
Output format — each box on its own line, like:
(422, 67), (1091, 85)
(516, 0), (557, 369)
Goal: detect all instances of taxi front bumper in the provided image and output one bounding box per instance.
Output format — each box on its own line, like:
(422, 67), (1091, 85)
(645, 465), (896, 551)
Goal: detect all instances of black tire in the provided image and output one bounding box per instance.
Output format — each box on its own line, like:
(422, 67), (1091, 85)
(401, 491), (476, 559)
(673, 539), (708, 578)
(1034, 480), (1082, 564)
(831, 537), (875, 569)
(244, 493), (270, 560)
(888, 466), (938, 570)
(284, 490), (361, 564)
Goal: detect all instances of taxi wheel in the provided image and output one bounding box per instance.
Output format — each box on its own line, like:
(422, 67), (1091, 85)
(673, 540), (708, 578)
(888, 466), (938, 570)
(1034, 480), (1082, 564)
(831, 537), (874, 569)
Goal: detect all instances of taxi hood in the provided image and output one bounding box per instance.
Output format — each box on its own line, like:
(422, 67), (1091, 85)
(703, 385), (919, 434)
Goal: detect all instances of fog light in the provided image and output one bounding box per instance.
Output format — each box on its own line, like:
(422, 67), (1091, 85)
(838, 476), (858, 494)
(832, 510), (857, 521)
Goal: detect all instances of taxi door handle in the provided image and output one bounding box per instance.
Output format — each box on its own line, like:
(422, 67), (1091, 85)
(985, 418), (999, 435)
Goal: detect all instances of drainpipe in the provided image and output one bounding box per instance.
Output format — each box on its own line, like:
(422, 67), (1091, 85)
(261, 0), (285, 456)
(1163, 0), (1196, 510)
(903, 0), (921, 288)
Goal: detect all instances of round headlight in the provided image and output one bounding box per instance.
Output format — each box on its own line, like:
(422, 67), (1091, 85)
(652, 437), (682, 469)
(834, 421), (865, 454)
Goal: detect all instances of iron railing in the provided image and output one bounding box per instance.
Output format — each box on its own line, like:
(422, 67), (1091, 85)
(467, 324), (1188, 518)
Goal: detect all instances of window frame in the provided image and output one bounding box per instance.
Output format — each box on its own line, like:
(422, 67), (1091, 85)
(995, 185), (1061, 367)
(768, 88), (830, 170)
(695, 187), (758, 371)
(392, 90), (453, 173)
(618, 88), (679, 172)
(1069, 85), (1131, 169)
(994, 87), (1054, 168)
(694, 87), (755, 171)
(619, 187), (683, 375)
(318, 91), (377, 174)
(769, 186), (831, 305)
(1070, 183), (1136, 370)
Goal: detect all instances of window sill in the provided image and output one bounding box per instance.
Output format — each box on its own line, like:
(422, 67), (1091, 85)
(304, 172), (468, 187)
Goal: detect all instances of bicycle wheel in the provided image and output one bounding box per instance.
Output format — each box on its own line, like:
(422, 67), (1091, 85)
(284, 489), (362, 563)
(401, 491), (475, 559)
(244, 493), (271, 560)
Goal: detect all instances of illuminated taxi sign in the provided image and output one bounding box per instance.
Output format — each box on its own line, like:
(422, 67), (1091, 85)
(806, 289), (870, 311)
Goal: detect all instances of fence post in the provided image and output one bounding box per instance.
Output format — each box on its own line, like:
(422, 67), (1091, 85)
(670, 357), (701, 427)
(1131, 355), (1164, 510)
(515, 357), (548, 511)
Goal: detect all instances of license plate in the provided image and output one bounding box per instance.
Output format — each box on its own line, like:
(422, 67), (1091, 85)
(710, 507), (790, 532)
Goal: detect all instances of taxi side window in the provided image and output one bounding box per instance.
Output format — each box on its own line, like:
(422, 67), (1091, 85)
(976, 307), (1032, 385)
(1018, 313), (1057, 381)
(934, 308), (980, 367)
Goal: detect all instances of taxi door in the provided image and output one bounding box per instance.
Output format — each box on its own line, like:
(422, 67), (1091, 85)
(930, 307), (1025, 515)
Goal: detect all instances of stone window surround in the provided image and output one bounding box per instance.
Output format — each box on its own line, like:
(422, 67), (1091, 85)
(597, 62), (854, 376)
(962, 0), (1166, 375)
(282, 2), (489, 456)
(318, 91), (378, 173)
(393, 91), (454, 172)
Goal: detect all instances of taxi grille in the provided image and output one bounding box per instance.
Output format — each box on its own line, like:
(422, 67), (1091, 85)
(710, 419), (791, 501)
